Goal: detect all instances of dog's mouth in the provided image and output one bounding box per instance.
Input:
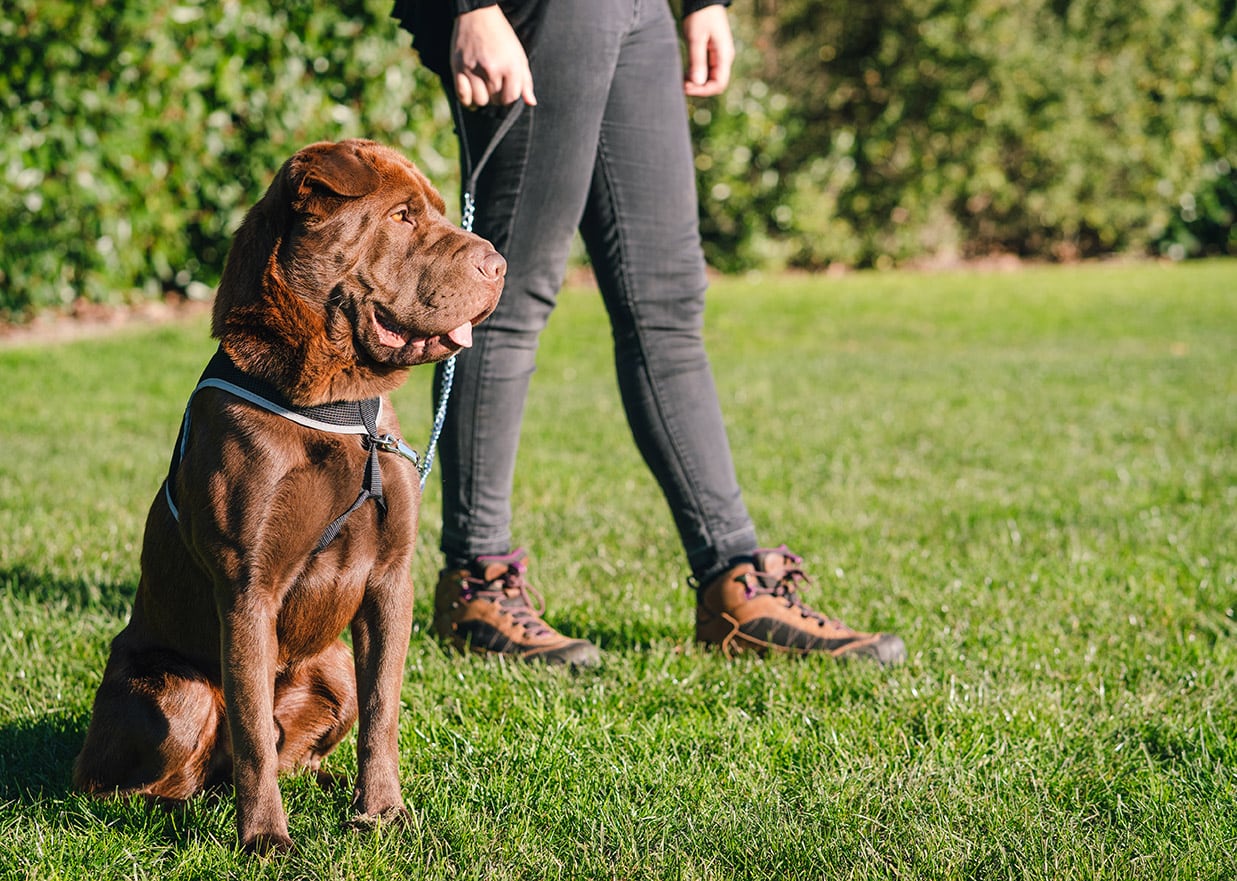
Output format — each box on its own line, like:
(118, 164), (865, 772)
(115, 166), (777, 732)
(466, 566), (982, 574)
(371, 308), (473, 354)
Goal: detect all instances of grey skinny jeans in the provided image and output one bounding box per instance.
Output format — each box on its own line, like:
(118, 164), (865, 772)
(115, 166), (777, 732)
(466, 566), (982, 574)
(436, 0), (758, 582)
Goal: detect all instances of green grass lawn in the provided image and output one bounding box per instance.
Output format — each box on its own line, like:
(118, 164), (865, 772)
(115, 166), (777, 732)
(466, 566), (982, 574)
(1, 261), (1234, 880)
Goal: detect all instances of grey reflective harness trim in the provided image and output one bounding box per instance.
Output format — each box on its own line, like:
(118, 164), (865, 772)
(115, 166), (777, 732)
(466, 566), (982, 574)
(163, 347), (419, 552)
(190, 378), (382, 436)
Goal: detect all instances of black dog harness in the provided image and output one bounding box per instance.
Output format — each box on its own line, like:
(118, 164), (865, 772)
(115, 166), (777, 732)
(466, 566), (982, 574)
(163, 347), (419, 552)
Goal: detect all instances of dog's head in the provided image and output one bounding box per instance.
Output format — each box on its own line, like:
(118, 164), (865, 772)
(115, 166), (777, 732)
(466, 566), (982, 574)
(213, 139), (504, 405)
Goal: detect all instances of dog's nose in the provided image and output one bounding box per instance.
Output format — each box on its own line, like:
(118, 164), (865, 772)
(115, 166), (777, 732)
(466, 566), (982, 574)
(478, 250), (506, 281)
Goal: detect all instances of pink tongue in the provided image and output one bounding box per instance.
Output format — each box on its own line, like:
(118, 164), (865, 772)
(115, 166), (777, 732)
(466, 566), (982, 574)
(446, 321), (473, 348)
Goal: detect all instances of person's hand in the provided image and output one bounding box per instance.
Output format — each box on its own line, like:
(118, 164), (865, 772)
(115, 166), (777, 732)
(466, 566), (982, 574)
(682, 4), (734, 97)
(451, 5), (537, 108)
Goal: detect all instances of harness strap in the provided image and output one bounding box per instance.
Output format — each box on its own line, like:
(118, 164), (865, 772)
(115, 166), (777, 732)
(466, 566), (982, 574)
(314, 397), (387, 552)
(164, 347), (415, 552)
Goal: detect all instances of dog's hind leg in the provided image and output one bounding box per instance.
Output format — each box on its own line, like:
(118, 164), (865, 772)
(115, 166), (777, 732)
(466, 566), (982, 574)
(273, 638), (358, 777)
(74, 644), (227, 801)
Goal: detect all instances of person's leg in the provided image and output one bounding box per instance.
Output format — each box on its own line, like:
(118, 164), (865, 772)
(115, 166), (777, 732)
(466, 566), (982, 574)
(577, 0), (757, 584)
(433, 0), (904, 665)
(432, 0), (639, 667)
(576, 2), (905, 665)
(437, 0), (634, 563)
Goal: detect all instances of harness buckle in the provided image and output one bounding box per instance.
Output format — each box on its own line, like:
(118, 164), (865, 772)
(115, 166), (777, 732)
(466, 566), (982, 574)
(374, 433), (420, 466)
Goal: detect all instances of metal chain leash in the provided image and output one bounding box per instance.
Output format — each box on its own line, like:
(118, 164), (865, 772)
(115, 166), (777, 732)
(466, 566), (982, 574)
(461, 190), (476, 236)
(418, 346), (456, 490)
(417, 103), (523, 492)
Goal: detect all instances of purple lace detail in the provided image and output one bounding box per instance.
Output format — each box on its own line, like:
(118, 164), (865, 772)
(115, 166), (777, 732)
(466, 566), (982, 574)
(460, 548), (551, 637)
(742, 545), (841, 628)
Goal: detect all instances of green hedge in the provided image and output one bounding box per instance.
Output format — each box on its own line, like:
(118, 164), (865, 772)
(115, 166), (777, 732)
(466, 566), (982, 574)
(702, 0), (1237, 270)
(0, 0), (448, 318)
(2, 0), (1234, 316)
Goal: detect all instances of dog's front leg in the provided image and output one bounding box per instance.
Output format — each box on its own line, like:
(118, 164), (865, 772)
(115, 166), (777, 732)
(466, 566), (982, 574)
(349, 572), (414, 822)
(220, 599), (292, 853)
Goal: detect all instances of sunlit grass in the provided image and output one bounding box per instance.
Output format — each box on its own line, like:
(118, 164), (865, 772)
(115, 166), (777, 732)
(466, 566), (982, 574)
(1, 260), (1234, 879)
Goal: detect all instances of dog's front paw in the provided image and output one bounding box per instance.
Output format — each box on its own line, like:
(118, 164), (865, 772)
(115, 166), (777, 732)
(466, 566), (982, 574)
(347, 804), (411, 832)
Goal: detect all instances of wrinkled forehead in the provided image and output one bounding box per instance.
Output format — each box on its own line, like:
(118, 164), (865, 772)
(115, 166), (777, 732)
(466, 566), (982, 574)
(364, 145), (447, 214)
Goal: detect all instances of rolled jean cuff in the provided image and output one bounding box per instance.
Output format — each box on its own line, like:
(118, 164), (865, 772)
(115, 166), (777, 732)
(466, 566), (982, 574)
(687, 525), (760, 585)
(441, 526), (512, 562)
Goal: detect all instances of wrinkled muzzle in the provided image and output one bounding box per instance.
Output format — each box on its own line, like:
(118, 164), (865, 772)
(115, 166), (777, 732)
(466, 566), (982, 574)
(354, 229), (505, 368)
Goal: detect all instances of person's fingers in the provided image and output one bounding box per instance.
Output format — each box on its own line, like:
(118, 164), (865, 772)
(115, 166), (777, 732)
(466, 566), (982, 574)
(706, 50), (731, 94)
(496, 72), (522, 106)
(686, 33), (709, 87)
(454, 72), (474, 108)
(518, 63), (537, 106)
(470, 77), (492, 107)
(456, 72), (493, 107)
(458, 68), (533, 109)
(684, 40), (734, 96)
(490, 65), (536, 107)
(684, 70), (722, 96)
(714, 37), (735, 91)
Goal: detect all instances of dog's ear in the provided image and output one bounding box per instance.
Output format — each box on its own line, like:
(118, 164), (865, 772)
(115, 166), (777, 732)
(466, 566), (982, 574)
(289, 141), (382, 216)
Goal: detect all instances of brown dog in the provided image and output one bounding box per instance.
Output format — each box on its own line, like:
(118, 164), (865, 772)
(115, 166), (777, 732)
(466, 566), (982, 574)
(73, 139), (503, 852)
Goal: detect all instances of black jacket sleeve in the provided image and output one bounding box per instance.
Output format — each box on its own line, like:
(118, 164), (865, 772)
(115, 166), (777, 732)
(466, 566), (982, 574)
(683, 1), (732, 15)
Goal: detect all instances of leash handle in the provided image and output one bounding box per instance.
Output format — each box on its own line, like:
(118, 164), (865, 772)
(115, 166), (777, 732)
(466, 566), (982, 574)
(419, 99), (526, 491)
(455, 99), (526, 201)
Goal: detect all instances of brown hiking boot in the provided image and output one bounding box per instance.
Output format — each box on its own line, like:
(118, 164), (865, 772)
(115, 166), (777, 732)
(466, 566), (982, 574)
(693, 546), (906, 665)
(433, 549), (601, 667)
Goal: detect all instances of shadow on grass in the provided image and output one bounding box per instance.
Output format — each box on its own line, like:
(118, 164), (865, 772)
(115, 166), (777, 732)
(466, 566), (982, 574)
(0, 710), (87, 802)
(0, 565), (134, 617)
(0, 569), (129, 804)
(0, 708), (236, 850)
(0, 708), (349, 852)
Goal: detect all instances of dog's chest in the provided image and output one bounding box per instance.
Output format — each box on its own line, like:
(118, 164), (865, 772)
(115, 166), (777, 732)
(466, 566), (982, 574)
(274, 478), (417, 656)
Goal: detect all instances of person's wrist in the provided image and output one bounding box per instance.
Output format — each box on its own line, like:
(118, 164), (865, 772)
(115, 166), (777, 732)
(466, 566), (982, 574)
(456, 3), (508, 27)
(454, 0), (499, 15)
(683, 0), (732, 16)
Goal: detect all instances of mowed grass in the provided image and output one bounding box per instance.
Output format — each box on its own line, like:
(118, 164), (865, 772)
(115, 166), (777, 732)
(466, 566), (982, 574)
(0, 261), (1234, 880)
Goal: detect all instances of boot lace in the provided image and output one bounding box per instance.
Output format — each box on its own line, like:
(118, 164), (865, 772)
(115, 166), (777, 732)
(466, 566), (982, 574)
(741, 546), (847, 630)
(459, 549), (554, 638)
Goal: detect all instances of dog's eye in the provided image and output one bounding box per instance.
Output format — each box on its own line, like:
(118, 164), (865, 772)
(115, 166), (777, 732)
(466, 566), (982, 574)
(391, 207), (416, 228)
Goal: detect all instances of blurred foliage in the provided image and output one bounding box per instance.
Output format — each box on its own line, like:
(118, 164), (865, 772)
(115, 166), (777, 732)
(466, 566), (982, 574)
(2, 0), (1234, 316)
(0, 0), (451, 318)
(696, 0), (1237, 270)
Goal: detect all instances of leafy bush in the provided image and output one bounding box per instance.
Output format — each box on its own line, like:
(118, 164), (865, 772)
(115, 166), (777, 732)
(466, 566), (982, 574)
(696, 0), (1237, 270)
(0, 0), (450, 319)
(2, 0), (1234, 316)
